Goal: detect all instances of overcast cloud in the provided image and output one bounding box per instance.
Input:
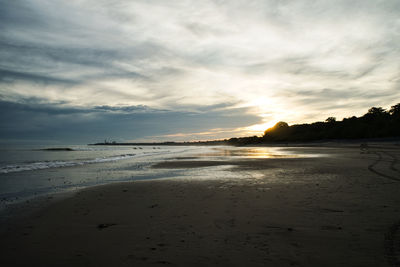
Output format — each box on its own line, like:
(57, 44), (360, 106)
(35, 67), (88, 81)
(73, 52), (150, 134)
(1, 0), (399, 143)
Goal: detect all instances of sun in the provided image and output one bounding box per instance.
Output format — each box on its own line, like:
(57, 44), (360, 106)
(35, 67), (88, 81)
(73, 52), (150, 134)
(245, 121), (278, 135)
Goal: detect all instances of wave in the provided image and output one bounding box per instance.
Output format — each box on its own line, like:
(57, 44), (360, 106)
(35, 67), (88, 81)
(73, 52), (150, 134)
(0, 153), (137, 174)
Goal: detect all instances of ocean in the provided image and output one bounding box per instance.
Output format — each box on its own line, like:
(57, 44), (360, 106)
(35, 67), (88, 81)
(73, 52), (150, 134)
(0, 145), (310, 209)
(0, 145), (200, 207)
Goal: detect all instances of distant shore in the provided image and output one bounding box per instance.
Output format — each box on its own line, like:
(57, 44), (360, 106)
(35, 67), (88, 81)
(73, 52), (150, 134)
(90, 136), (400, 147)
(1, 144), (400, 266)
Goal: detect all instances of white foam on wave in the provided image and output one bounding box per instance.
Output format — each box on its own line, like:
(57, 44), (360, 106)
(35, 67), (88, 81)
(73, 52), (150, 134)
(0, 153), (137, 174)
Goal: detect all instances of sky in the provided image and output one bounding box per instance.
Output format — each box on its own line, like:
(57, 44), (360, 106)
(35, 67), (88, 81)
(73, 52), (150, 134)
(1, 0), (399, 144)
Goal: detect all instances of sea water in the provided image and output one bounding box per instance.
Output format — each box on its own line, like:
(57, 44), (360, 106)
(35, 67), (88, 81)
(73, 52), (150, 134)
(0, 145), (313, 208)
(0, 145), (203, 207)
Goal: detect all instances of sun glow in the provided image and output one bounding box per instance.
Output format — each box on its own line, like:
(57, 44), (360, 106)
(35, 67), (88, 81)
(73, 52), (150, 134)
(237, 97), (281, 136)
(244, 121), (277, 135)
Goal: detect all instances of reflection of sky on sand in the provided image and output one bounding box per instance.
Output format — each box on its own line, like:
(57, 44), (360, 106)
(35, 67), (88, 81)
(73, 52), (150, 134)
(194, 147), (322, 159)
(174, 146), (332, 185)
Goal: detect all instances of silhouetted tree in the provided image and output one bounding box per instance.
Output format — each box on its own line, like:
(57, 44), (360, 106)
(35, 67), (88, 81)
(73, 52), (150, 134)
(325, 117), (336, 123)
(274, 121), (289, 129)
(224, 103), (400, 146)
(258, 103), (400, 143)
(390, 104), (400, 116)
(365, 107), (387, 118)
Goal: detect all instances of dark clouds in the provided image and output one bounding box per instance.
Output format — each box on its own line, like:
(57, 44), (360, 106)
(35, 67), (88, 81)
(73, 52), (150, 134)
(0, 68), (78, 86)
(0, 99), (261, 144)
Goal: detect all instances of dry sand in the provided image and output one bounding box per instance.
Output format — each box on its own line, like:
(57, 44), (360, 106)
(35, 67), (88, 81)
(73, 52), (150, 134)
(1, 144), (400, 266)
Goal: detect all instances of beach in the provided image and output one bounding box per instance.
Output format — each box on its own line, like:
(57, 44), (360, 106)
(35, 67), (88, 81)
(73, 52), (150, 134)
(1, 144), (400, 266)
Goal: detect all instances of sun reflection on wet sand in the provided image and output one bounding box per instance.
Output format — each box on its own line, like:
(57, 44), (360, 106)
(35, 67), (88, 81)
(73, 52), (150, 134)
(195, 147), (322, 159)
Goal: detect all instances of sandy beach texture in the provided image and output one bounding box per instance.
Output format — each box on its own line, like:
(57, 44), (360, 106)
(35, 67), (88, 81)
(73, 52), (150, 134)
(1, 144), (400, 266)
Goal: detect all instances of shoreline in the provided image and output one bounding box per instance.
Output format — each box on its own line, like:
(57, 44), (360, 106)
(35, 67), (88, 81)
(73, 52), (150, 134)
(1, 145), (400, 266)
(89, 137), (400, 147)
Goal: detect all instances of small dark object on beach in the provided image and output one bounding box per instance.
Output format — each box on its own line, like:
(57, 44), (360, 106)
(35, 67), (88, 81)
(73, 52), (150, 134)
(41, 148), (74, 151)
(97, 223), (116, 229)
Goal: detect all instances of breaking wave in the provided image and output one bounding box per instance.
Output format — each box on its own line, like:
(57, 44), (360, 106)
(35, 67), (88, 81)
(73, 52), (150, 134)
(0, 153), (137, 174)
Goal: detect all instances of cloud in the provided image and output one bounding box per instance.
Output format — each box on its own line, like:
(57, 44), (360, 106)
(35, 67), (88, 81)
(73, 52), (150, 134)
(0, 99), (261, 144)
(0, 68), (78, 86)
(273, 87), (400, 123)
(0, 0), (399, 142)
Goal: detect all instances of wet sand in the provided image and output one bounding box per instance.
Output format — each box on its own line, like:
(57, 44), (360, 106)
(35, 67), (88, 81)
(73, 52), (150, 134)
(1, 144), (400, 266)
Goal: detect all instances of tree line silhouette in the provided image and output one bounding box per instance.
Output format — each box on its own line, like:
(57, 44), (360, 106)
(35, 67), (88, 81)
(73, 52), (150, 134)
(93, 103), (400, 146)
(226, 103), (400, 145)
